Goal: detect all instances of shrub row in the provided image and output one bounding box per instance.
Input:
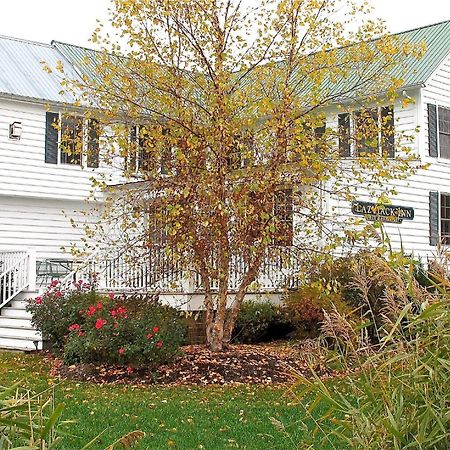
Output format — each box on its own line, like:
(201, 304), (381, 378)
(27, 280), (186, 367)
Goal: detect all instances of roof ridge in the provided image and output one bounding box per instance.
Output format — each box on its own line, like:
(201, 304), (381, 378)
(0, 34), (52, 48)
(52, 40), (100, 53)
(393, 18), (450, 37)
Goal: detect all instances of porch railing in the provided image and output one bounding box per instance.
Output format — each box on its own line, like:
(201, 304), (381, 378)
(58, 246), (300, 294)
(0, 248), (36, 309)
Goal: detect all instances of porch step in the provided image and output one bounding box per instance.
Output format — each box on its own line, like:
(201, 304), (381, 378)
(0, 316), (35, 329)
(0, 335), (42, 351)
(1, 307), (32, 319)
(0, 290), (43, 351)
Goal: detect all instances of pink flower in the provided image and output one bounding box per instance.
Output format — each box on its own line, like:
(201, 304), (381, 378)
(153, 326), (160, 334)
(110, 309), (117, 317)
(54, 291), (62, 298)
(108, 292), (115, 300)
(68, 324), (81, 332)
(78, 331), (85, 337)
(126, 367), (133, 374)
(96, 302), (103, 310)
(50, 280), (59, 288)
(35, 296), (43, 305)
(156, 341), (163, 348)
(95, 318), (107, 329)
(118, 348), (125, 355)
(86, 306), (96, 316)
(146, 333), (153, 340)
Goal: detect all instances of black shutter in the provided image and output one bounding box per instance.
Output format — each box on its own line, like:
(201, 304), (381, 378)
(381, 106), (395, 158)
(338, 113), (351, 157)
(87, 119), (100, 168)
(45, 112), (59, 164)
(429, 191), (439, 246)
(428, 104), (438, 157)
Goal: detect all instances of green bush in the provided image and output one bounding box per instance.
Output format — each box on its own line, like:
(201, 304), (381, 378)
(232, 300), (292, 343)
(27, 281), (186, 367)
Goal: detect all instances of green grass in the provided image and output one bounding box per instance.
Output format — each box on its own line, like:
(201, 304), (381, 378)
(0, 351), (320, 450)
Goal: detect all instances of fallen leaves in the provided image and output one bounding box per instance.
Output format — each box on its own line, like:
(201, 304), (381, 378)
(49, 343), (333, 386)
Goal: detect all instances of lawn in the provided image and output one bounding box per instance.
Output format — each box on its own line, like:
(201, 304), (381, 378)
(0, 351), (319, 450)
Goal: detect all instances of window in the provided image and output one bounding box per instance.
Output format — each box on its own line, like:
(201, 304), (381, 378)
(125, 125), (170, 175)
(273, 189), (293, 246)
(441, 193), (450, 244)
(338, 106), (395, 158)
(60, 115), (83, 165)
(44, 112), (100, 167)
(439, 106), (450, 159)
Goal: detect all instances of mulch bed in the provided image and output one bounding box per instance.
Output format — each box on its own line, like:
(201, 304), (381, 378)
(49, 343), (333, 386)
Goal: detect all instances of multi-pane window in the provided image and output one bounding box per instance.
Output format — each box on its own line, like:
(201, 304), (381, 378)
(441, 193), (450, 244)
(44, 112), (100, 167)
(338, 106), (395, 158)
(273, 189), (293, 246)
(60, 115), (83, 165)
(438, 106), (450, 159)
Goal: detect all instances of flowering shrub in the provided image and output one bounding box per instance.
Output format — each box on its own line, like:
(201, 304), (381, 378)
(27, 282), (186, 366)
(27, 280), (98, 349)
(63, 295), (186, 366)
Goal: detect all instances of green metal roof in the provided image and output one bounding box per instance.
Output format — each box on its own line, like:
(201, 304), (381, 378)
(53, 19), (450, 102)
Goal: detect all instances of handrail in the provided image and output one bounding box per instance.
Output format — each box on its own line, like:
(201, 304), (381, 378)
(0, 254), (29, 309)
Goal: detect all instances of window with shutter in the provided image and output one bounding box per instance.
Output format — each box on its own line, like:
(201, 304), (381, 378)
(339, 106), (395, 158)
(440, 192), (450, 244)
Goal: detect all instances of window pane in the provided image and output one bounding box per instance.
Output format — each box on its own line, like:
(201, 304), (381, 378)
(439, 133), (450, 159)
(356, 108), (379, 155)
(60, 115), (82, 165)
(440, 193), (450, 244)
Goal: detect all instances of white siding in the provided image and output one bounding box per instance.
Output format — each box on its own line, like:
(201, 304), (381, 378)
(0, 97), (111, 200)
(325, 91), (442, 259)
(0, 195), (97, 259)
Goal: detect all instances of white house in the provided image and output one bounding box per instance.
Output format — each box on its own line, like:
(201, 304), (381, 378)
(2, 19), (450, 350)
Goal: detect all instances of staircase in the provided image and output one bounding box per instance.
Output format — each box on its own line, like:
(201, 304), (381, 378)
(0, 249), (43, 351)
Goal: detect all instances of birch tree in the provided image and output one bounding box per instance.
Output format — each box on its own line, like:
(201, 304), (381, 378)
(64, 0), (423, 351)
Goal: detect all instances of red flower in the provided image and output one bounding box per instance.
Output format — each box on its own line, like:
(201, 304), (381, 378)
(50, 280), (59, 288)
(97, 302), (103, 310)
(118, 348), (125, 355)
(78, 331), (85, 337)
(54, 291), (62, 298)
(156, 341), (163, 348)
(35, 296), (42, 305)
(126, 366), (133, 374)
(95, 318), (107, 329)
(86, 306), (96, 316)
(153, 326), (160, 334)
(68, 324), (81, 332)
(110, 309), (117, 317)
(109, 292), (115, 300)
(146, 333), (153, 339)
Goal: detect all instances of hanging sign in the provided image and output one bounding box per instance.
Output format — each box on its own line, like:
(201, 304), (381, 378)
(351, 201), (414, 224)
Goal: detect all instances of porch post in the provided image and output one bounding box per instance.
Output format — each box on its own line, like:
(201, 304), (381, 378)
(27, 248), (37, 292)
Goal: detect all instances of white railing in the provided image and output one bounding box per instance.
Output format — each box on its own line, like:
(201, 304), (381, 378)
(56, 246), (300, 294)
(0, 249), (36, 309)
